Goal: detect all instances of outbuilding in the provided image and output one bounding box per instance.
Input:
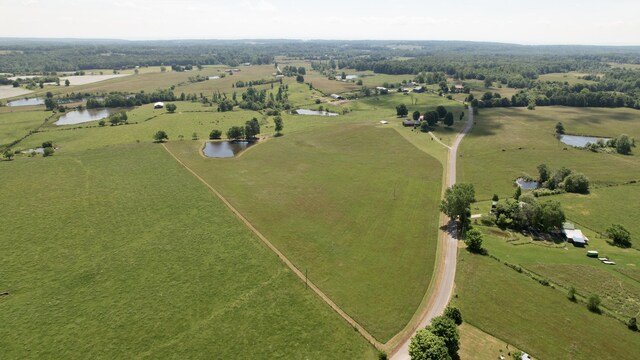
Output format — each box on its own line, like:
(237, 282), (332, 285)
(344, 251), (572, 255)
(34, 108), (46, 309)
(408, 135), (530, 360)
(330, 94), (344, 100)
(154, 102), (165, 109)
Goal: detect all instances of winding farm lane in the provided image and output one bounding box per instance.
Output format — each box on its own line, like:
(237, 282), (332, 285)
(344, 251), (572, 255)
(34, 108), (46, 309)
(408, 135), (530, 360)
(390, 108), (474, 360)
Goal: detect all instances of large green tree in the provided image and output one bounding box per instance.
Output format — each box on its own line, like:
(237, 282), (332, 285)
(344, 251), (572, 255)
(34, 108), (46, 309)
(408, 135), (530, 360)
(396, 104), (408, 117)
(409, 329), (450, 360)
(426, 316), (459, 359)
(244, 118), (261, 140)
(226, 126), (245, 141)
(440, 183), (475, 226)
(153, 130), (168, 142)
(443, 112), (454, 127)
(436, 105), (447, 119)
(536, 200), (565, 231)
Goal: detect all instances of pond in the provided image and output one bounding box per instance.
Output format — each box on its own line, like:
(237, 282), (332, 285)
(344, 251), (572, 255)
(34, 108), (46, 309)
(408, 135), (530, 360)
(21, 147), (45, 154)
(295, 109), (339, 116)
(515, 178), (540, 190)
(54, 108), (119, 126)
(559, 135), (610, 148)
(203, 141), (254, 158)
(7, 98), (44, 107)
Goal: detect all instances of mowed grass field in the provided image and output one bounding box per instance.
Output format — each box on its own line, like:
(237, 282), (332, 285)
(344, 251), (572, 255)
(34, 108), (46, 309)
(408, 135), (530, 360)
(455, 249), (640, 360)
(471, 224), (640, 320)
(166, 123), (443, 342)
(558, 184), (640, 250)
(0, 144), (377, 359)
(0, 109), (52, 146)
(458, 106), (640, 200)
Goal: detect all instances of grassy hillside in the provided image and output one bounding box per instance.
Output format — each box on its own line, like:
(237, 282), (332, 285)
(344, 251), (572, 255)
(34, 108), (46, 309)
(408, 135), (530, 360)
(167, 123), (443, 342)
(455, 249), (640, 360)
(0, 144), (376, 359)
(458, 106), (640, 200)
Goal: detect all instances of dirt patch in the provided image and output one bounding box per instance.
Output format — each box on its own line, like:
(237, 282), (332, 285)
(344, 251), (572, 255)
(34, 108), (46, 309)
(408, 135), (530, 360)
(59, 74), (130, 85)
(0, 86), (33, 100)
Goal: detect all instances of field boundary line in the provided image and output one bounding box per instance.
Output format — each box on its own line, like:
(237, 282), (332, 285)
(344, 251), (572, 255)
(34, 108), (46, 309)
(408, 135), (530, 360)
(161, 143), (383, 349)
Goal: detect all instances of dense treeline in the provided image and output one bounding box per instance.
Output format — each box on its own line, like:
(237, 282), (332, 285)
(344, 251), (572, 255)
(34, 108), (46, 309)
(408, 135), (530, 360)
(1, 39), (639, 74)
(85, 89), (176, 108)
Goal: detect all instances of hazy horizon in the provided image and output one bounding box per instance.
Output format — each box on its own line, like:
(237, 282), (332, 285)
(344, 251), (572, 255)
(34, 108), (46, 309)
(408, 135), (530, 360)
(1, 0), (639, 46)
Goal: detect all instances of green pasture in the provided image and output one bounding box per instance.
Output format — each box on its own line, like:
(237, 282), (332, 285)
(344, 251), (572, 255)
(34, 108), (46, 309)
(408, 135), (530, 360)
(0, 109), (52, 146)
(166, 123), (443, 342)
(458, 106), (640, 200)
(559, 183), (640, 250)
(470, 223), (640, 320)
(455, 248), (640, 360)
(538, 72), (598, 84)
(0, 144), (376, 359)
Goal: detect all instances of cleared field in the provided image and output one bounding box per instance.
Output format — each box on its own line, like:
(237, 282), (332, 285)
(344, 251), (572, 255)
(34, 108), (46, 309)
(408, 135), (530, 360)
(458, 323), (522, 360)
(0, 144), (377, 359)
(558, 184), (640, 250)
(455, 249), (640, 360)
(529, 264), (640, 319)
(0, 85), (33, 100)
(59, 74), (130, 85)
(166, 123), (443, 342)
(458, 106), (640, 200)
(174, 64), (279, 95)
(0, 109), (52, 146)
(538, 72), (598, 84)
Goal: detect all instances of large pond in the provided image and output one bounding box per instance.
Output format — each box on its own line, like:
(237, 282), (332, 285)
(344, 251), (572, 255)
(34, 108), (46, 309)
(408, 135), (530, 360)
(295, 109), (339, 116)
(7, 98), (44, 107)
(54, 108), (119, 126)
(560, 135), (610, 148)
(203, 141), (254, 158)
(515, 178), (540, 190)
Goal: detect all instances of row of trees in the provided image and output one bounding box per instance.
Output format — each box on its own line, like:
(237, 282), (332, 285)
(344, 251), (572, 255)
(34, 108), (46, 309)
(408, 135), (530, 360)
(86, 89), (176, 109)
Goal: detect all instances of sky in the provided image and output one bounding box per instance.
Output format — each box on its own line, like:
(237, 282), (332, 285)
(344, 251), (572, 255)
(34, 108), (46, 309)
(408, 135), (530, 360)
(1, 0), (639, 45)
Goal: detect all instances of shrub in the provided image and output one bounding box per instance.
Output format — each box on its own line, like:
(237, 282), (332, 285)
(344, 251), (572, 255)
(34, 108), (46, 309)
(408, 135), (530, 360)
(628, 317), (638, 331)
(42, 141), (53, 148)
(567, 286), (577, 302)
(564, 173), (590, 194)
(464, 228), (483, 253)
(209, 129), (222, 140)
(166, 103), (177, 113)
(606, 224), (632, 248)
(587, 294), (601, 313)
(43, 147), (55, 157)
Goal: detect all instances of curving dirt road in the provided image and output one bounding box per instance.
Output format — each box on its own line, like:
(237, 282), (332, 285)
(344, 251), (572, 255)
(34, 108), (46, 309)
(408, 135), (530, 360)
(390, 108), (474, 360)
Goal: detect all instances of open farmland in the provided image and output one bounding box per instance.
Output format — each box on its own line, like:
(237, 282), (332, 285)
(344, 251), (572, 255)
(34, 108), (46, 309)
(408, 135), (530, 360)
(455, 248), (640, 360)
(458, 106), (640, 200)
(166, 122), (444, 342)
(558, 183), (640, 250)
(0, 143), (377, 359)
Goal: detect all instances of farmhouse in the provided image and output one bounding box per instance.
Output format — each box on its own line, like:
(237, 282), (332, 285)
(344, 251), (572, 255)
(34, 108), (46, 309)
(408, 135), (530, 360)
(413, 86), (424, 93)
(330, 94), (344, 100)
(454, 84), (465, 93)
(154, 102), (165, 109)
(402, 119), (420, 127)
